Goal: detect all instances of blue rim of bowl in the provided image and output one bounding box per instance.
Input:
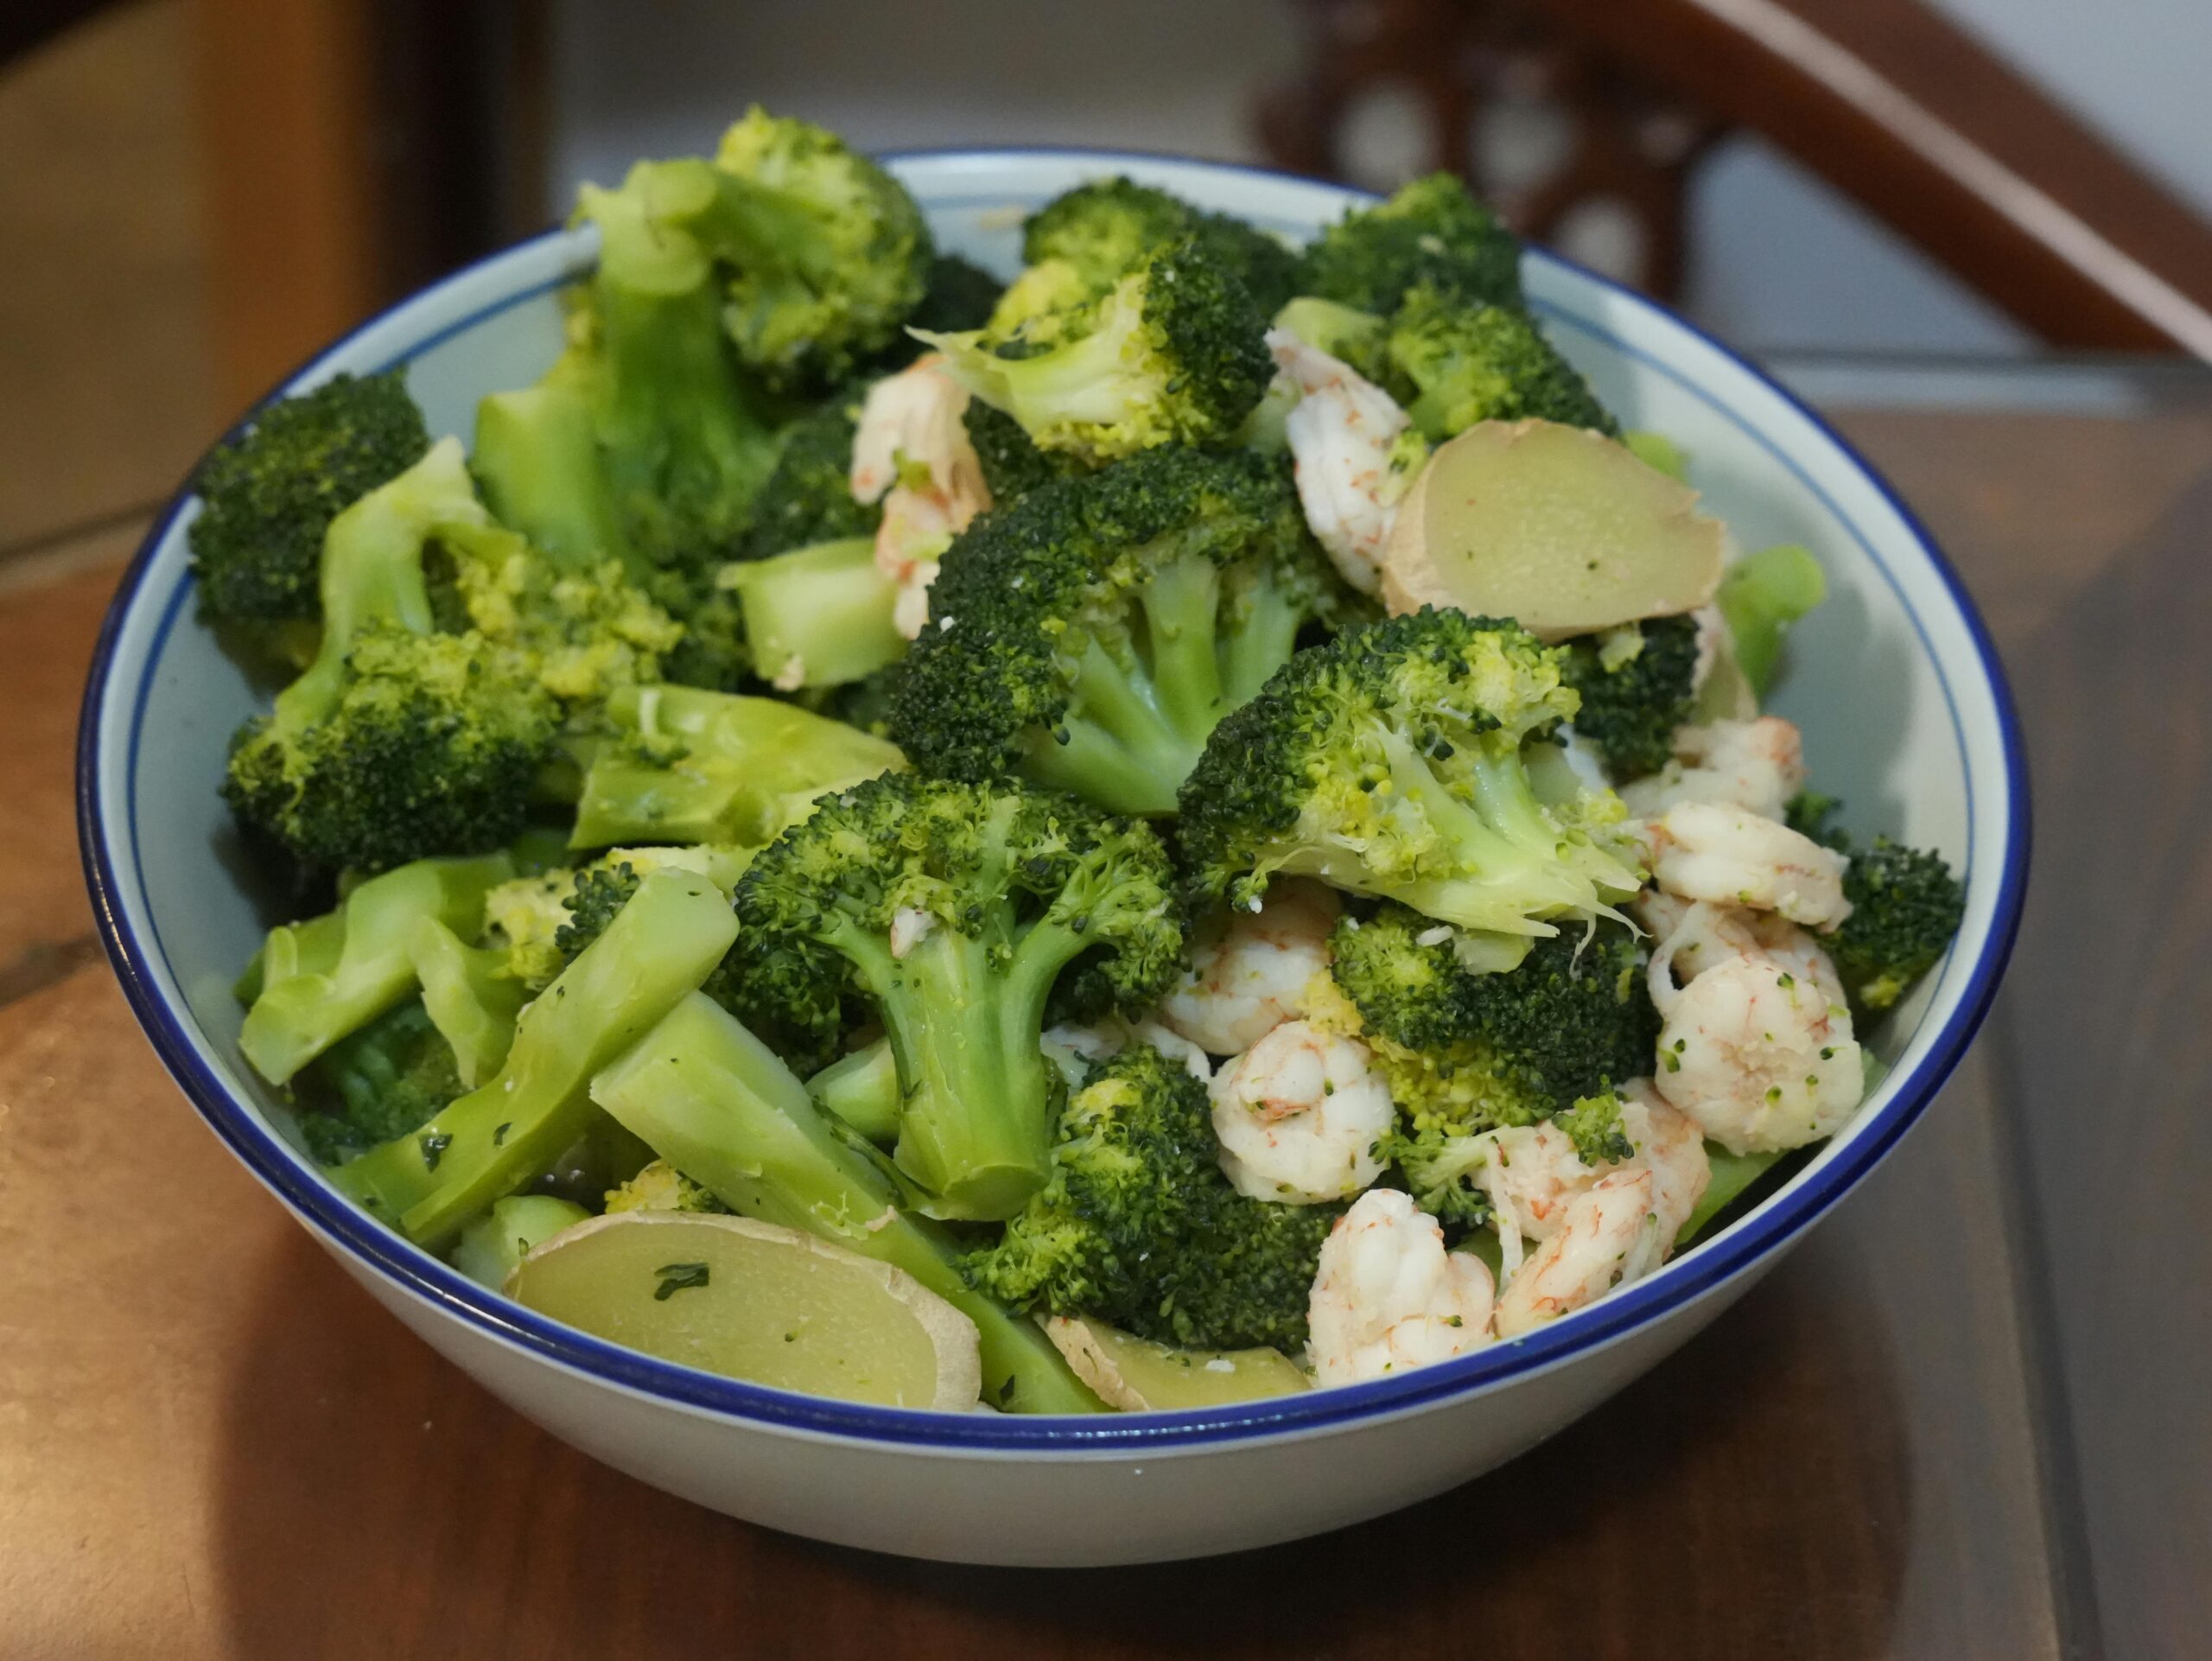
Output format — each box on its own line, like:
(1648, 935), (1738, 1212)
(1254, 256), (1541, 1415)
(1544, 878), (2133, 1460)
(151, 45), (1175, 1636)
(77, 146), (2031, 1450)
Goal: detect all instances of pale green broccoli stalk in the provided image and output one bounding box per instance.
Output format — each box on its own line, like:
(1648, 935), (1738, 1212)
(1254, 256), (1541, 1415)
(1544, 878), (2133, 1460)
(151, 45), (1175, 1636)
(805, 1036), (901, 1143)
(408, 917), (527, 1086)
(451, 1194), (592, 1289)
(717, 536), (906, 691)
(570, 683), (903, 850)
(238, 852), (513, 1085)
(333, 869), (741, 1248)
(591, 992), (1104, 1413)
(1718, 544), (1825, 694)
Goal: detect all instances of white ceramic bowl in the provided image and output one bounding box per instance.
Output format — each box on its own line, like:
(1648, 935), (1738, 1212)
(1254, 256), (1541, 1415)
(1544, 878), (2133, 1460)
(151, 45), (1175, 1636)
(78, 150), (2029, 1566)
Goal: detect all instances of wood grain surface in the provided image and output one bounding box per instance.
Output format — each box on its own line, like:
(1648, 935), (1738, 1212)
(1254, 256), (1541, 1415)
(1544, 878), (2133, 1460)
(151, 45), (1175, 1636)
(3, 400), (2207, 1657)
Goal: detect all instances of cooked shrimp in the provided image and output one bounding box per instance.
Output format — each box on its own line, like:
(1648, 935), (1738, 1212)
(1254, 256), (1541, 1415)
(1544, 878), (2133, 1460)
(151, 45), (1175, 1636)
(1268, 330), (1414, 595)
(1157, 878), (1340, 1055)
(1210, 1018), (1395, 1203)
(1470, 1085), (1708, 1282)
(1039, 1016), (1213, 1086)
(1647, 924), (1863, 1155)
(1307, 1188), (1495, 1385)
(849, 354), (990, 639)
(1493, 1169), (1663, 1338)
(1622, 716), (1806, 820)
(1636, 892), (1847, 1009)
(1616, 1082), (1712, 1243)
(1646, 800), (1852, 930)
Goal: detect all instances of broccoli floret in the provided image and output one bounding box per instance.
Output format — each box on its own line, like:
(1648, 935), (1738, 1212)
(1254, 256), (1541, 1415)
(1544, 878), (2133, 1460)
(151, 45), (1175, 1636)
(1834, 837), (1966, 1011)
(1385, 286), (1616, 440)
(1318, 904), (1655, 1134)
(731, 399), (881, 561)
(1298, 174), (1522, 315)
(1024, 175), (1300, 315)
(334, 868), (741, 1247)
(190, 369), (429, 646)
(294, 998), (465, 1166)
(729, 773), (1184, 1219)
(914, 234), (1273, 465)
(1783, 798), (1967, 1013)
(963, 400), (1081, 504)
(890, 447), (1357, 816)
(905, 252), (1007, 335)
(592, 991), (1104, 1411)
(223, 442), (600, 873)
(704, 108), (933, 390)
(603, 1156), (731, 1213)
(571, 683), (903, 850)
(237, 851), (514, 1085)
(476, 152), (809, 692)
(450, 1193), (594, 1289)
(1177, 608), (1645, 938)
(1560, 614), (1700, 779)
(1391, 1089), (1631, 1229)
(963, 1041), (1340, 1353)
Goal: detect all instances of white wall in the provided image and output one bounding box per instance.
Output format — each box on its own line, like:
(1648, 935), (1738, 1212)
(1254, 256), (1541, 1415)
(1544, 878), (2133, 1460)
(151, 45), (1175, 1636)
(549, 0), (2210, 358)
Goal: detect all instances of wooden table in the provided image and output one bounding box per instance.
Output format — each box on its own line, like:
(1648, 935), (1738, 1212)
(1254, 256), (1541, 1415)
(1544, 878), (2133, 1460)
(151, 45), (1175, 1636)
(3, 372), (2206, 1658)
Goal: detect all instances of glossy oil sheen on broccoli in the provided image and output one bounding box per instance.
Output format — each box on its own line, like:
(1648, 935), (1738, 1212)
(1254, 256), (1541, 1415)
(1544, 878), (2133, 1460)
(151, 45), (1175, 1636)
(889, 447), (1357, 816)
(190, 368), (429, 638)
(1298, 173), (1523, 315)
(963, 1041), (1340, 1352)
(1177, 608), (1645, 938)
(728, 773), (1185, 1220)
(1023, 175), (1299, 315)
(1560, 614), (1700, 778)
(914, 233), (1273, 465)
(1385, 286), (1616, 440)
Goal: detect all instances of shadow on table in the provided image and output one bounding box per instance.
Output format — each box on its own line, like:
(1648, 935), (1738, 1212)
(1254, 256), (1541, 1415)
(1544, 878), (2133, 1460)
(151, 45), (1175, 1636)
(207, 1225), (1909, 1660)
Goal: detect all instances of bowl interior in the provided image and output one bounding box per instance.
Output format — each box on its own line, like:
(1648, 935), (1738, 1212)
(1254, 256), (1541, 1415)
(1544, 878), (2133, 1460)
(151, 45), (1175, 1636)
(80, 150), (2024, 1443)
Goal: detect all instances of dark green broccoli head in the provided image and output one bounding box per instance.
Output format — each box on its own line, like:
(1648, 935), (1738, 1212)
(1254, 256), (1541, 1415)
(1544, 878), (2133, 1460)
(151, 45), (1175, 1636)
(732, 772), (1185, 1218)
(890, 446), (1357, 816)
(1024, 176), (1300, 315)
(1298, 174), (1523, 315)
(734, 398), (881, 561)
(226, 623), (555, 874)
(1385, 286), (1616, 440)
(965, 1041), (1340, 1352)
(1390, 1089), (1630, 1230)
(703, 108), (934, 390)
(915, 233), (1273, 465)
(1833, 837), (1965, 1011)
(1323, 902), (1655, 1133)
(294, 998), (463, 1165)
(191, 369), (429, 633)
(1176, 608), (1644, 935)
(906, 252), (1007, 335)
(963, 400), (1083, 504)
(1560, 614), (1700, 779)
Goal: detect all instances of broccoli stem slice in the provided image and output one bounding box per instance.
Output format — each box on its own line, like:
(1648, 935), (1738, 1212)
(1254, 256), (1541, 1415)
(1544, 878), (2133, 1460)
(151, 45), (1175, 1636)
(591, 992), (1104, 1414)
(571, 684), (903, 850)
(806, 1036), (902, 1143)
(841, 916), (1071, 1221)
(239, 852), (514, 1085)
(719, 536), (905, 690)
(409, 917), (527, 1087)
(333, 870), (740, 1247)
(472, 359), (638, 576)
